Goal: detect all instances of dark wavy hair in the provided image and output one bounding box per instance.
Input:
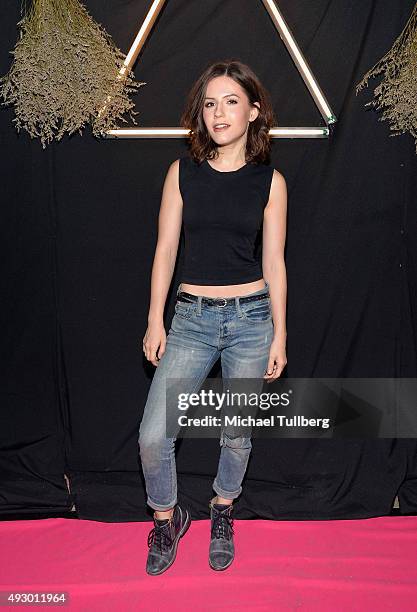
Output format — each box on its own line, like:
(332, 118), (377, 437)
(180, 59), (276, 165)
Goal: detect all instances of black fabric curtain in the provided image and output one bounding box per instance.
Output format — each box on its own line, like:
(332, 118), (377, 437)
(1, 0), (416, 522)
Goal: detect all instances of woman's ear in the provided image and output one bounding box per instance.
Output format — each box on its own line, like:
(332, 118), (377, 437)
(250, 101), (260, 122)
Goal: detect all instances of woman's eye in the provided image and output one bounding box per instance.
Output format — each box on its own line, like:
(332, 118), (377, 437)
(204, 99), (237, 107)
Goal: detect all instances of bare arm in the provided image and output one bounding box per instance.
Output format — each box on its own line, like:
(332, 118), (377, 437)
(143, 159), (183, 366)
(148, 159), (183, 323)
(262, 169), (288, 379)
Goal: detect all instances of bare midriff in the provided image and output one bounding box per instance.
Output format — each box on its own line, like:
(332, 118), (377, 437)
(180, 278), (266, 298)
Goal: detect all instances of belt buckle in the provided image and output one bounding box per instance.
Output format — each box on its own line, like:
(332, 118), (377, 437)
(216, 298), (228, 307)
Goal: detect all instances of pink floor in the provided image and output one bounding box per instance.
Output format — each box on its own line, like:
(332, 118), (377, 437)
(1, 516), (416, 610)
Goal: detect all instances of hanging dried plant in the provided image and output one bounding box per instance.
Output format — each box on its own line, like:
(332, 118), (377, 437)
(0, 0), (146, 148)
(356, 4), (417, 153)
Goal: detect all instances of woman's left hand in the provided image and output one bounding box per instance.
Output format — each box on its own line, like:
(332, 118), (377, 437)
(264, 336), (287, 382)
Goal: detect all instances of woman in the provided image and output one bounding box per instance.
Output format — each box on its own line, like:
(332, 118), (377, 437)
(139, 59), (287, 575)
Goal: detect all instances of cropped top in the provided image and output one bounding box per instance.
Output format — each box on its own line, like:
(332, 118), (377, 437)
(178, 156), (274, 285)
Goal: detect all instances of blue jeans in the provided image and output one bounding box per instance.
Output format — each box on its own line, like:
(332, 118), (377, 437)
(138, 281), (274, 511)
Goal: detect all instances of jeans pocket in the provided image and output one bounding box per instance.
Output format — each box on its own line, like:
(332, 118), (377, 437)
(241, 299), (271, 323)
(174, 299), (194, 319)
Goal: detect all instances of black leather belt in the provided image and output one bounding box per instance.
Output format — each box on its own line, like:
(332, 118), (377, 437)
(177, 289), (269, 308)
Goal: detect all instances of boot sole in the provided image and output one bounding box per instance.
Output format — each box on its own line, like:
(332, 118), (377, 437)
(146, 509), (191, 576)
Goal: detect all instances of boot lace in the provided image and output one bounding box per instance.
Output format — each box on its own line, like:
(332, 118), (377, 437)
(211, 508), (235, 540)
(147, 522), (173, 554)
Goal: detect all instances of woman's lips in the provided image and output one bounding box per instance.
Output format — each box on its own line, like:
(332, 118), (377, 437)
(213, 124), (230, 132)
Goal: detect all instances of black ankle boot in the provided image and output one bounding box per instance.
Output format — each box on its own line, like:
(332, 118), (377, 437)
(209, 497), (235, 571)
(146, 504), (191, 576)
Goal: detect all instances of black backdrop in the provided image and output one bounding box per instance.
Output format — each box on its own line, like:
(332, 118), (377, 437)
(1, 0), (416, 522)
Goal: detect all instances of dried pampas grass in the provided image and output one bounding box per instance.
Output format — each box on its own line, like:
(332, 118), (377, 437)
(356, 4), (417, 153)
(0, 0), (146, 148)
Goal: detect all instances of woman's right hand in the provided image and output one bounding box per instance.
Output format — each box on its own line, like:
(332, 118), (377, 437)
(142, 321), (166, 367)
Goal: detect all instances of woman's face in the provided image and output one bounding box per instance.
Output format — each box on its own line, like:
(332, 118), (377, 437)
(202, 75), (259, 147)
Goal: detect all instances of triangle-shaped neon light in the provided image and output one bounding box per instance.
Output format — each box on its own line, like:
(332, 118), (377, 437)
(104, 0), (337, 140)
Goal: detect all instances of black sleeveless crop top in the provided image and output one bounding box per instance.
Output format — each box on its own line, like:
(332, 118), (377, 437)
(178, 156), (274, 285)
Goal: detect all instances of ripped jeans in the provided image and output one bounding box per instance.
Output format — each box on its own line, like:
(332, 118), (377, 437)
(138, 281), (274, 511)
